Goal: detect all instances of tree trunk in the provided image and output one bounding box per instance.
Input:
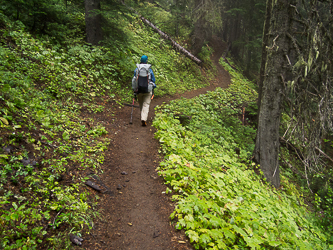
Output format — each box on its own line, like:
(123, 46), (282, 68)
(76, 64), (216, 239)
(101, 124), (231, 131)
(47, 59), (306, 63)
(253, 0), (273, 160)
(85, 0), (103, 45)
(174, 0), (179, 37)
(258, 0), (273, 110)
(254, 0), (296, 188)
(192, 16), (206, 56)
(245, 0), (255, 76)
(245, 36), (252, 76)
(231, 14), (241, 58)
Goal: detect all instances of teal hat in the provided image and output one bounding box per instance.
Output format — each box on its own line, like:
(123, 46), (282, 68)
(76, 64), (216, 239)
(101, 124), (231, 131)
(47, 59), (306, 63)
(140, 55), (148, 63)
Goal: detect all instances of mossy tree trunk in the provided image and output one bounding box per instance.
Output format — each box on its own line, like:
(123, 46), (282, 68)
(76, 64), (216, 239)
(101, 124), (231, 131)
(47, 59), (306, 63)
(254, 0), (296, 188)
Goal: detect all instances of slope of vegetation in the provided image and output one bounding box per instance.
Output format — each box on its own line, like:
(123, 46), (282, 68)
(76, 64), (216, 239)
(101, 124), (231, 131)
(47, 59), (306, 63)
(1, 0), (332, 249)
(153, 60), (331, 249)
(0, 6), (213, 249)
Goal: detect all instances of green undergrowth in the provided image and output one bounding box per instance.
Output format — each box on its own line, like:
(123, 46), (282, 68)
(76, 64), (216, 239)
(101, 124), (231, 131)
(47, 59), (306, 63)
(0, 79), (108, 248)
(0, 28), (109, 249)
(0, 6), (215, 248)
(0, 14), (111, 249)
(0, 16), (126, 102)
(153, 60), (331, 249)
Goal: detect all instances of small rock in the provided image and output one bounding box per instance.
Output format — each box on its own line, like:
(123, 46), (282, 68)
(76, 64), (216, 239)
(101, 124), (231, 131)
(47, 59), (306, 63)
(21, 158), (30, 166)
(125, 179), (130, 182)
(21, 158), (37, 167)
(132, 171), (136, 174)
(123, 184), (126, 187)
(153, 230), (161, 238)
(85, 180), (102, 192)
(117, 184), (122, 190)
(70, 234), (83, 246)
(121, 171), (128, 175)
(2, 145), (13, 154)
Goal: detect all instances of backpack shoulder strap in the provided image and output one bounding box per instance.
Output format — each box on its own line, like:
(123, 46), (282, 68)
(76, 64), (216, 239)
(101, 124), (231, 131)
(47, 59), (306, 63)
(135, 64), (141, 76)
(144, 64), (151, 75)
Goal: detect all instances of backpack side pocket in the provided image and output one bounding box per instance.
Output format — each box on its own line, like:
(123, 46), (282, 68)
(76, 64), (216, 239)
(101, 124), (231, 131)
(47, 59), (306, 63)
(132, 75), (138, 92)
(148, 82), (154, 92)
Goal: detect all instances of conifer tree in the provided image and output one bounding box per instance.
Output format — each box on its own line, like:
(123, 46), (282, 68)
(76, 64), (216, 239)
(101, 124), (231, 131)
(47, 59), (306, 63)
(255, 0), (333, 188)
(85, 0), (103, 45)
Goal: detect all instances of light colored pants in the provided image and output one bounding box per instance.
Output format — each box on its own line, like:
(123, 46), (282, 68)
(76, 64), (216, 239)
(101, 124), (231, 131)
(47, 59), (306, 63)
(137, 92), (152, 121)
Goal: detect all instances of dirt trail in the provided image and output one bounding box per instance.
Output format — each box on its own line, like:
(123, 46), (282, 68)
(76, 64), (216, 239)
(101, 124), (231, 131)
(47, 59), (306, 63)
(83, 40), (230, 250)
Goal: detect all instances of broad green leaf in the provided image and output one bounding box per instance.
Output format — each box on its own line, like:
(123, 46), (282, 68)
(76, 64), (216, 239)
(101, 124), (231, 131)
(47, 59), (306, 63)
(187, 230), (200, 242)
(200, 233), (211, 244)
(0, 117), (9, 125)
(62, 131), (70, 140)
(233, 225), (247, 237)
(222, 228), (236, 240)
(268, 241), (281, 247)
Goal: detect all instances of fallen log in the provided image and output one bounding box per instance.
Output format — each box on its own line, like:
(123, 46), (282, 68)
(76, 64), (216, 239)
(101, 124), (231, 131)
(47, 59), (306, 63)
(139, 17), (202, 65)
(121, 1), (202, 65)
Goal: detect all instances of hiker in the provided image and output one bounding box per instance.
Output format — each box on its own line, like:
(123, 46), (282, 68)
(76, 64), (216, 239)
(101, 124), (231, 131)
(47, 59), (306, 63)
(132, 55), (156, 126)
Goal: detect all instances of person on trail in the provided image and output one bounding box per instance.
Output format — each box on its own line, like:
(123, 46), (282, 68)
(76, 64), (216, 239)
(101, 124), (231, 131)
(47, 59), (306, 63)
(132, 55), (156, 126)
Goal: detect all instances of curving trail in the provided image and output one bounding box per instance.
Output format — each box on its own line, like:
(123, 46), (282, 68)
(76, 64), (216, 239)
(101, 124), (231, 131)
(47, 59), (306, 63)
(82, 40), (230, 250)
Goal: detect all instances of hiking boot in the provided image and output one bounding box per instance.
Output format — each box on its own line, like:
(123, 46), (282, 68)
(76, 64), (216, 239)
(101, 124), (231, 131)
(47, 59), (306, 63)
(141, 120), (147, 126)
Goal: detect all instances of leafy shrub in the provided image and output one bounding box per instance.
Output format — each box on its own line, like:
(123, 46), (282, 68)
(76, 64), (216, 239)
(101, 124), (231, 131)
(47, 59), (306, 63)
(0, 14), (108, 249)
(153, 63), (330, 249)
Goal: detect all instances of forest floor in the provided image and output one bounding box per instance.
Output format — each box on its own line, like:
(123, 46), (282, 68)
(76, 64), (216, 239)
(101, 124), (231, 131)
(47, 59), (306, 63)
(81, 39), (231, 250)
